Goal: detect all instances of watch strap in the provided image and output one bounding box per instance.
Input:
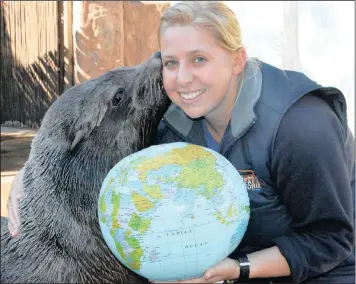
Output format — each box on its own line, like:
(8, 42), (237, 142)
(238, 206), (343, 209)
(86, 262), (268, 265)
(224, 253), (250, 283)
(237, 253), (250, 281)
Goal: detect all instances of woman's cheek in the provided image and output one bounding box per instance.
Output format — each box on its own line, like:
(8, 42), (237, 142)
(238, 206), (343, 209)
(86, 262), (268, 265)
(163, 70), (176, 92)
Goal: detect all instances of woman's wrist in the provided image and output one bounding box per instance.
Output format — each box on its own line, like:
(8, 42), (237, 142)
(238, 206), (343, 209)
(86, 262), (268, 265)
(232, 258), (241, 283)
(232, 257), (241, 280)
(228, 253), (250, 283)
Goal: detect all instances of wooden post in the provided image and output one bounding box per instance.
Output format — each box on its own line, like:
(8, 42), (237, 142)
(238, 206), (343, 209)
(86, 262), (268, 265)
(62, 1), (74, 91)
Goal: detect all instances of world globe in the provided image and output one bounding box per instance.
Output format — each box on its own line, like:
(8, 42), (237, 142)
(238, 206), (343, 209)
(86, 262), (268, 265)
(98, 142), (250, 282)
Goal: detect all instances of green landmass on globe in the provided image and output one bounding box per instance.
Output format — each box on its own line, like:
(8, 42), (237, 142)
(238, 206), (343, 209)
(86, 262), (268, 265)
(98, 142), (250, 282)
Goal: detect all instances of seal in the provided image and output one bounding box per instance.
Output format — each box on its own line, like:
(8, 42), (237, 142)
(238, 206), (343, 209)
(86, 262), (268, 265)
(1, 52), (171, 283)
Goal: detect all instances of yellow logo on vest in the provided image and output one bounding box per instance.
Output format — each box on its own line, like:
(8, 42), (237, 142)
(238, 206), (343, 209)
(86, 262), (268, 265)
(238, 170), (262, 192)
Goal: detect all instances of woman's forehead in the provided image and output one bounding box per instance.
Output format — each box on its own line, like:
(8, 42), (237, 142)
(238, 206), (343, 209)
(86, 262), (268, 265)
(160, 25), (219, 58)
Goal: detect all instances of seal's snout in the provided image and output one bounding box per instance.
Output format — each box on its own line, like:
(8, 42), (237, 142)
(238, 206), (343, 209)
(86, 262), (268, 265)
(147, 51), (162, 67)
(152, 51), (161, 59)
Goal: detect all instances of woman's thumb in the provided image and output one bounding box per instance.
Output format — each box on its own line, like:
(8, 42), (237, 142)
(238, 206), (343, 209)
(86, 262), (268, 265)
(204, 267), (216, 280)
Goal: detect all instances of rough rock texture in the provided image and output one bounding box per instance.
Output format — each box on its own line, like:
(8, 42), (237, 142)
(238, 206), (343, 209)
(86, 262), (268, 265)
(73, 1), (170, 84)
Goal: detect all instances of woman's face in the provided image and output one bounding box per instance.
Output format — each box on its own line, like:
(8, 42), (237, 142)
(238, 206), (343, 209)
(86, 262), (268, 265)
(160, 24), (245, 120)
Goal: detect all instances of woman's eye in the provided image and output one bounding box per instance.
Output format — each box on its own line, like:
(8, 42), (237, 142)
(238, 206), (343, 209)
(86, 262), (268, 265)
(193, 57), (205, 64)
(112, 88), (124, 106)
(164, 60), (176, 67)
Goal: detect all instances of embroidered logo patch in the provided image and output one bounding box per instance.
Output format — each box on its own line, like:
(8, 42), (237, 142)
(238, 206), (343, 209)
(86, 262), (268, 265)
(238, 170), (262, 192)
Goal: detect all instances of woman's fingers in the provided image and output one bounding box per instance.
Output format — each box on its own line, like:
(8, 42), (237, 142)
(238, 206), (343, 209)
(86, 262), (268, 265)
(7, 170), (24, 237)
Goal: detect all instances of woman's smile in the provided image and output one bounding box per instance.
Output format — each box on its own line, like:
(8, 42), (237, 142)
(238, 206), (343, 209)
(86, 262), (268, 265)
(179, 89), (206, 102)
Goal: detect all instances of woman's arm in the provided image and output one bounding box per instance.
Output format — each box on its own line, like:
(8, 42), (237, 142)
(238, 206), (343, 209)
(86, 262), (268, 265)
(205, 246), (292, 281)
(152, 246), (291, 283)
(247, 246), (291, 278)
(270, 94), (354, 282)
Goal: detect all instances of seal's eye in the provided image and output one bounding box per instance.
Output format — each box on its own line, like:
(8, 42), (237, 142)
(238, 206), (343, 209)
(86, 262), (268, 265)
(112, 88), (125, 106)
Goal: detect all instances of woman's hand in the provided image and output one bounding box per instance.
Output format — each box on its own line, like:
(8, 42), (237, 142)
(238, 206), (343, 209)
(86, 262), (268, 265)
(6, 168), (24, 237)
(151, 257), (239, 283)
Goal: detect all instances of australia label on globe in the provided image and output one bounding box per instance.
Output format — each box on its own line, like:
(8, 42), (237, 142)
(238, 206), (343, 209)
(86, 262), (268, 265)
(98, 142), (250, 282)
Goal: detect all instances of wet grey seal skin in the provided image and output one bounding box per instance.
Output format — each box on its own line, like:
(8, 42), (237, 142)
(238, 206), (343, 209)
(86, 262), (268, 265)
(1, 52), (171, 283)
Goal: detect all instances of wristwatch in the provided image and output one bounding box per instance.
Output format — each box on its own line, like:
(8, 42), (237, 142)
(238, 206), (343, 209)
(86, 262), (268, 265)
(224, 253), (250, 283)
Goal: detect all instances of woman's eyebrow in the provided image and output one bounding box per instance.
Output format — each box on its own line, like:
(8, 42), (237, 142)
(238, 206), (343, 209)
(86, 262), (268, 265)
(187, 49), (207, 55)
(162, 49), (209, 60)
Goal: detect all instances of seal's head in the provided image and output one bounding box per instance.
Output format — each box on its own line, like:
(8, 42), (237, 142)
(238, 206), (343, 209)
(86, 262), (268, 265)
(34, 51), (170, 170)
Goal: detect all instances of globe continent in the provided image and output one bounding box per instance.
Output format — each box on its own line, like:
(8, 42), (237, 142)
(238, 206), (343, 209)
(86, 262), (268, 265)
(98, 142), (250, 282)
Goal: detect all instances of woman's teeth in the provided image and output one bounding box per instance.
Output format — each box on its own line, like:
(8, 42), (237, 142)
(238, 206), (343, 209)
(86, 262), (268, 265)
(179, 89), (206, 100)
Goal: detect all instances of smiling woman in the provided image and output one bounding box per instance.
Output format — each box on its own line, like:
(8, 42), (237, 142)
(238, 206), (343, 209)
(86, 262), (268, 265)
(154, 1), (355, 283)
(160, 24), (246, 143)
(158, 3), (246, 143)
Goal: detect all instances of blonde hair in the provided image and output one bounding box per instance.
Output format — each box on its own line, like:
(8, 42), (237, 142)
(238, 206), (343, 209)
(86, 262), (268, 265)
(159, 1), (244, 52)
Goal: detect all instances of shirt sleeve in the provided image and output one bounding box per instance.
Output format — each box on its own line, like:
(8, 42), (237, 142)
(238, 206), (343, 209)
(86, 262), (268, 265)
(270, 94), (355, 282)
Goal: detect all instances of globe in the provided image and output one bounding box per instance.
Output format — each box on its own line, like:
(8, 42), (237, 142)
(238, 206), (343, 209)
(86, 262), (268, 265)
(98, 142), (250, 282)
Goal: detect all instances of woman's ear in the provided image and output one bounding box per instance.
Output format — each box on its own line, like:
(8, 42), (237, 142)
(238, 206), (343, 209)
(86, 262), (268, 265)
(232, 47), (247, 76)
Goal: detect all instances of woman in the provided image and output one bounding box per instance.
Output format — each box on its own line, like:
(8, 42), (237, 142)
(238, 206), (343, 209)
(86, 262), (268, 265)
(7, 1), (355, 283)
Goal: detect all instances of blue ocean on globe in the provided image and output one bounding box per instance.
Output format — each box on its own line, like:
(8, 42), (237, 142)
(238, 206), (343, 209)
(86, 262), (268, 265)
(98, 142), (250, 282)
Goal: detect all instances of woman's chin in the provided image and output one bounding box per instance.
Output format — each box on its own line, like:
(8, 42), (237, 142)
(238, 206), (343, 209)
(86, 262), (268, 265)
(181, 107), (206, 120)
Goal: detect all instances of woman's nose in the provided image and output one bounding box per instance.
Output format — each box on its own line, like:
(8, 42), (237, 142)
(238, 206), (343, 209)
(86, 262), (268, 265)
(176, 65), (193, 86)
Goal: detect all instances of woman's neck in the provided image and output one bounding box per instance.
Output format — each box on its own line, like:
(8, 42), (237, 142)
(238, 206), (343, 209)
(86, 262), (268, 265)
(205, 116), (230, 143)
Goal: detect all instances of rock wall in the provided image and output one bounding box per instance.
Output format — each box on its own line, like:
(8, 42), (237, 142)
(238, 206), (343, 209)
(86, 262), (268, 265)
(73, 1), (170, 84)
